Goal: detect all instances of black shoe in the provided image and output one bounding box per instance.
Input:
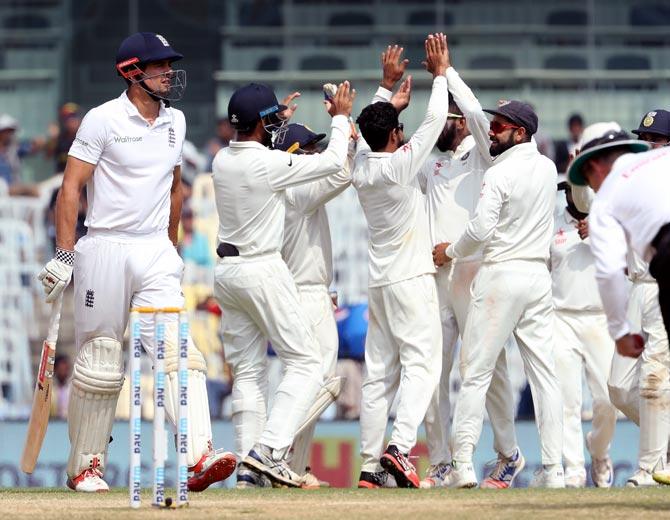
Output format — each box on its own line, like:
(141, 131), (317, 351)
(358, 470), (390, 489)
(380, 444), (420, 488)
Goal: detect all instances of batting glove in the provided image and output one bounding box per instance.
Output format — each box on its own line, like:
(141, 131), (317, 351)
(38, 248), (74, 303)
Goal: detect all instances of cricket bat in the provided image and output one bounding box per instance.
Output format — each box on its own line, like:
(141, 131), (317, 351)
(20, 293), (63, 474)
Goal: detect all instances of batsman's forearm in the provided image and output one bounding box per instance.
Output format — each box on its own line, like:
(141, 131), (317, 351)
(55, 180), (81, 251)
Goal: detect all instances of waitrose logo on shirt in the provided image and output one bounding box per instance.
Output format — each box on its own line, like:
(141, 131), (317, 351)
(114, 135), (143, 143)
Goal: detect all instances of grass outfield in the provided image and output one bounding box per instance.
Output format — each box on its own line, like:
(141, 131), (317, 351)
(2, 488), (670, 519)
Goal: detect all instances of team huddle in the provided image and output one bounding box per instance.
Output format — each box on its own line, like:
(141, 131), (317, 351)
(36, 30), (670, 493)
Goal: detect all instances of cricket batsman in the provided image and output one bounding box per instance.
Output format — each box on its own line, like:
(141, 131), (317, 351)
(37, 32), (236, 492)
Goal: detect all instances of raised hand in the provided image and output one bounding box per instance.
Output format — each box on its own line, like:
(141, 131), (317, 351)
(328, 81), (356, 118)
(281, 91), (301, 120)
(381, 45), (409, 90)
(423, 33), (449, 78)
(390, 75), (412, 113)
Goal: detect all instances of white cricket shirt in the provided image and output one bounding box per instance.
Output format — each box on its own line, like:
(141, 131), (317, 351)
(418, 67), (494, 260)
(550, 209), (603, 312)
(353, 75), (449, 287)
(446, 141), (557, 263)
(282, 141), (354, 286)
(68, 91), (185, 235)
(589, 147), (670, 339)
(212, 115), (349, 256)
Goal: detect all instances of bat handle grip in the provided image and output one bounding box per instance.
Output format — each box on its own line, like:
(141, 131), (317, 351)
(46, 293), (64, 346)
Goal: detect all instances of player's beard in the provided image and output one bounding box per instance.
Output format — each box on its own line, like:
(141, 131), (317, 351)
(261, 130), (273, 148)
(489, 132), (515, 156)
(436, 122), (457, 152)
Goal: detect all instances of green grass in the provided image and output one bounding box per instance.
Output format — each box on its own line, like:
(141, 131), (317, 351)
(2, 487), (670, 519)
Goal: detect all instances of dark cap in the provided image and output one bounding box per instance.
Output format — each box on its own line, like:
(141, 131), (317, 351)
(228, 83), (287, 131)
(274, 123), (326, 153)
(632, 109), (670, 138)
(484, 100), (538, 135)
(116, 32), (183, 70)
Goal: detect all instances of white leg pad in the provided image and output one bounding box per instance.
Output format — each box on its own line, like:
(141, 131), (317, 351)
(164, 369), (212, 467)
(67, 337), (124, 478)
(289, 376), (343, 472)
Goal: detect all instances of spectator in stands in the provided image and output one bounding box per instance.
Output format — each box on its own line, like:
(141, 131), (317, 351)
(205, 117), (235, 171)
(179, 206), (213, 268)
(51, 354), (72, 419)
(0, 114), (41, 196)
(46, 102), (82, 173)
(555, 113), (585, 173)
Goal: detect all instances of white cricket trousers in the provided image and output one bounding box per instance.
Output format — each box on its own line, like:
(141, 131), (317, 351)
(72, 230), (213, 470)
(452, 260), (563, 465)
(423, 260), (518, 465)
(290, 283), (339, 473)
(608, 281), (670, 472)
(214, 253), (321, 458)
(360, 274), (442, 472)
(554, 310), (616, 478)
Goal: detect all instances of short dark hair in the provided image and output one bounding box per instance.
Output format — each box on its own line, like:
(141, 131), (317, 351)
(356, 102), (399, 152)
(448, 93), (462, 115)
(568, 113), (584, 127)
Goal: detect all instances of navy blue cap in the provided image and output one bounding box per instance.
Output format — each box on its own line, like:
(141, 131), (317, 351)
(227, 83), (287, 131)
(484, 100), (538, 135)
(632, 109), (670, 138)
(274, 123), (326, 153)
(116, 32), (183, 70)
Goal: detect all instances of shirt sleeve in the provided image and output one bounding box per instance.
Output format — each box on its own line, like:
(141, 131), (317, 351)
(285, 139), (355, 214)
(446, 167), (509, 258)
(386, 75), (449, 186)
(589, 200), (631, 339)
(446, 67), (493, 168)
(268, 115), (350, 191)
(68, 108), (108, 166)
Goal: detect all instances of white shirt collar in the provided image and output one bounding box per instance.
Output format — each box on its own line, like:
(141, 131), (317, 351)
(119, 90), (170, 124)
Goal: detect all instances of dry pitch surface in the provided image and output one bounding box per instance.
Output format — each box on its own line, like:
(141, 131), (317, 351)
(3, 488), (670, 519)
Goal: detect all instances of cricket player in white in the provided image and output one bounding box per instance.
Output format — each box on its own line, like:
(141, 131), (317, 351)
(550, 178), (616, 488)
(37, 32), (236, 492)
(354, 34), (447, 489)
(275, 122), (354, 483)
(212, 82), (354, 487)
(567, 121), (670, 487)
(410, 46), (521, 489)
(435, 100), (565, 488)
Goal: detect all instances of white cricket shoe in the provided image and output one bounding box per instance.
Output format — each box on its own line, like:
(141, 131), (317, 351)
(419, 462), (452, 488)
(529, 464), (565, 488)
(586, 432), (613, 488)
(626, 468), (659, 487)
(480, 448), (525, 489)
(66, 468), (109, 493)
(447, 461), (478, 488)
(564, 470), (586, 488)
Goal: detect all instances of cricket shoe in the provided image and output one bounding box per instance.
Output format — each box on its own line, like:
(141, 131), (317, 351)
(419, 462), (452, 488)
(564, 471), (586, 488)
(187, 448), (237, 492)
(236, 463), (272, 489)
(652, 469), (670, 486)
(480, 448), (525, 489)
(300, 467), (330, 489)
(242, 444), (303, 488)
(626, 468), (659, 487)
(358, 470), (397, 489)
(66, 468), (109, 493)
(448, 461), (478, 488)
(586, 432), (613, 488)
(380, 444), (420, 488)
(529, 465), (565, 488)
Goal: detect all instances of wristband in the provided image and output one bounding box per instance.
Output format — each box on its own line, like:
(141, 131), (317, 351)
(55, 247), (75, 266)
